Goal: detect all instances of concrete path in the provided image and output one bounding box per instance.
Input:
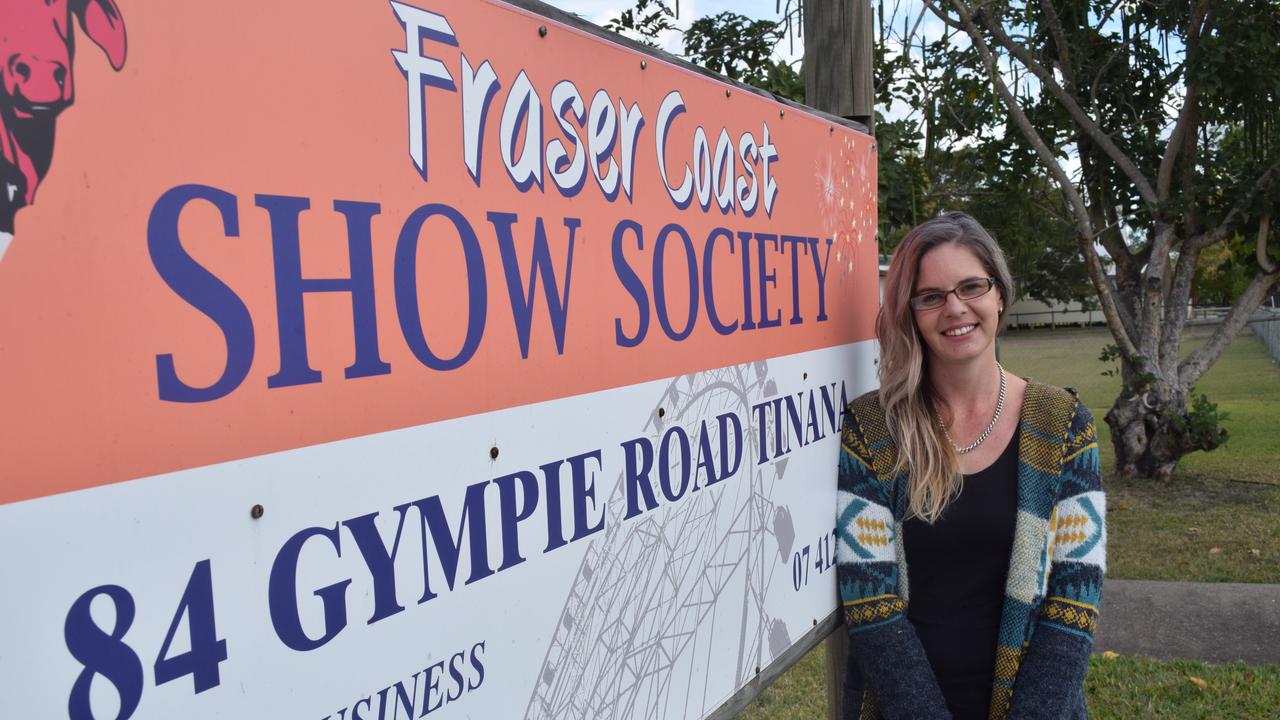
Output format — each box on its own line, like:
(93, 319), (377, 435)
(1094, 579), (1280, 664)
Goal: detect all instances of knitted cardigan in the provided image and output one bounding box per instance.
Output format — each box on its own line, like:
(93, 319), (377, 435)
(836, 381), (1105, 720)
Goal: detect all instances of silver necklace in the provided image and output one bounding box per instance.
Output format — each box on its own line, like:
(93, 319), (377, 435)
(935, 363), (1007, 455)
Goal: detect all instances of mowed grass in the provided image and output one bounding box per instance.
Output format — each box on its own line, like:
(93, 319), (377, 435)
(998, 325), (1280, 583)
(741, 643), (1280, 719)
(998, 324), (1280, 483)
(740, 326), (1280, 718)
(737, 642), (828, 720)
(1084, 655), (1280, 719)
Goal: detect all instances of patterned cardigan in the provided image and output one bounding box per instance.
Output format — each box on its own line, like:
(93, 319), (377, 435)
(836, 382), (1105, 720)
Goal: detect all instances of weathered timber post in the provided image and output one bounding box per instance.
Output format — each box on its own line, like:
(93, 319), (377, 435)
(803, 0), (875, 131)
(803, 1), (874, 718)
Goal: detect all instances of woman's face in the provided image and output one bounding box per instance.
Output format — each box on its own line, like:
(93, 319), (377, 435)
(911, 242), (1003, 367)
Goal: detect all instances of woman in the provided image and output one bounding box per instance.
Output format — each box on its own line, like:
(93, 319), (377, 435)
(836, 212), (1104, 719)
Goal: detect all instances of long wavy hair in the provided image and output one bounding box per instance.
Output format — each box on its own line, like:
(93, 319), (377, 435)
(877, 212), (1014, 523)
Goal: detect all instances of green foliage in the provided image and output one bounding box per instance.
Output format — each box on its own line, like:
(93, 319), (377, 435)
(682, 12), (788, 90)
(608, 2), (804, 103)
(967, 172), (1093, 306)
(1170, 392), (1230, 453)
(602, 0), (675, 47)
(885, 0), (1279, 319)
(758, 57), (804, 103)
(604, 0), (1096, 306)
(1097, 344), (1156, 393)
(869, 4), (1094, 305)
(1194, 239), (1255, 306)
(874, 116), (928, 244)
(1193, 0), (1280, 162)
(1097, 343), (1123, 376)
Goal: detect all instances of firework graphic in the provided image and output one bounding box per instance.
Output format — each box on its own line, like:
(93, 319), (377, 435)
(816, 133), (878, 284)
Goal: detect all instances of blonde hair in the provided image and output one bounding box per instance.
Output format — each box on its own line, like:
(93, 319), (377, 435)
(876, 212), (1014, 523)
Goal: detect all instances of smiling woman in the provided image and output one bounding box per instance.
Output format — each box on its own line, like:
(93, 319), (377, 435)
(835, 212), (1106, 720)
(911, 245), (1006, 374)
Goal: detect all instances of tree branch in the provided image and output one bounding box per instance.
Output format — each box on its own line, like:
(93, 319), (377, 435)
(961, 0), (1161, 209)
(924, 0), (1140, 358)
(1155, 0), (1215, 201)
(1258, 212), (1276, 274)
(1156, 99), (1199, 201)
(1088, 50), (1122, 114)
(1179, 269), (1280, 387)
(1093, 0), (1126, 34)
(1140, 223), (1177, 363)
(1159, 240), (1201, 378)
(1039, 0), (1074, 87)
(1100, 195), (1136, 280)
(1191, 162), (1280, 251)
(1073, 122), (1141, 342)
(1077, 133), (1138, 279)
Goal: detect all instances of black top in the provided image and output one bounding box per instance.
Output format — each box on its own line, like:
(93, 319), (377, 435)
(903, 432), (1020, 720)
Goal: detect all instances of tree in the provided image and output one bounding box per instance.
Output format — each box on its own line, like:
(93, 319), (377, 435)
(914, 0), (1280, 478)
(603, 0), (805, 102)
(603, 0), (677, 46)
(683, 12), (803, 99)
(871, 2), (1097, 305)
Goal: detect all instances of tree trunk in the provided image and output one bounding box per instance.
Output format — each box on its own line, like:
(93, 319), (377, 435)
(1103, 370), (1226, 480)
(1105, 391), (1182, 480)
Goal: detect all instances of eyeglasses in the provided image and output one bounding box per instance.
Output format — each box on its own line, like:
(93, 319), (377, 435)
(910, 277), (996, 311)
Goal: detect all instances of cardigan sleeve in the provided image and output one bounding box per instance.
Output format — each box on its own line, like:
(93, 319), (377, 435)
(836, 407), (951, 720)
(1007, 402), (1105, 719)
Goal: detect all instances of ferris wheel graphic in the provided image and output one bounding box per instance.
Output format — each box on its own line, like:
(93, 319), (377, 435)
(524, 360), (799, 720)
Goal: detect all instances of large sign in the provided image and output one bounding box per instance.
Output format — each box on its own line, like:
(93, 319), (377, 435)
(0, 1), (878, 718)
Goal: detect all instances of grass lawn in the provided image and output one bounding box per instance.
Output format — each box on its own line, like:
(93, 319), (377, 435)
(997, 324), (1280, 484)
(740, 643), (1280, 719)
(1085, 654), (1280, 718)
(737, 640), (828, 720)
(741, 327), (1280, 718)
(998, 325), (1280, 583)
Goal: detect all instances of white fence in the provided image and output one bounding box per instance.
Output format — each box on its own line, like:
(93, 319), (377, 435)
(1005, 299), (1104, 329)
(1006, 302), (1280, 361)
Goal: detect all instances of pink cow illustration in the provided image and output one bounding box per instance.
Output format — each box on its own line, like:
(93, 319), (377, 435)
(0, 0), (126, 256)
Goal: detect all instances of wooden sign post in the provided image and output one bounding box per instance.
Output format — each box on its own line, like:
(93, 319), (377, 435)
(803, 1), (877, 718)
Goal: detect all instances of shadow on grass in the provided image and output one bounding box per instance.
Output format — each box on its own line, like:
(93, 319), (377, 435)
(741, 645), (1280, 719)
(1107, 471), (1280, 583)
